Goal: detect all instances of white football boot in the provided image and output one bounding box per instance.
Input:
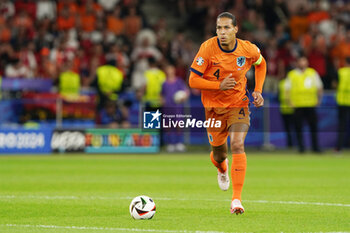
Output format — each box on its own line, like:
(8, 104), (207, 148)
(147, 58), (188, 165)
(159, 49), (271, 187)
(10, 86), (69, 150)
(217, 159), (230, 191)
(230, 199), (245, 215)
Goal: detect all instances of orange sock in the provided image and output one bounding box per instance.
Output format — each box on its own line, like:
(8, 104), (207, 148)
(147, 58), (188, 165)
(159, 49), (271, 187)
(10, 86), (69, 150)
(231, 153), (247, 201)
(210, 151), (227, 173)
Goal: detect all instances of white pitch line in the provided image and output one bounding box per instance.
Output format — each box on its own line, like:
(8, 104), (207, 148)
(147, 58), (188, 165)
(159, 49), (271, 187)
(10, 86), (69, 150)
(0, 195), (349, 207)
(245, 200), (350, 207)
(1, 224), (229, 233)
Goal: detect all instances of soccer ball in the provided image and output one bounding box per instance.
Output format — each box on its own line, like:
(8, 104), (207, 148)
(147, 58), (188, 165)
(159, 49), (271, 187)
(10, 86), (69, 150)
(173, 90), (187, 103)
(129, 195), (156, 220)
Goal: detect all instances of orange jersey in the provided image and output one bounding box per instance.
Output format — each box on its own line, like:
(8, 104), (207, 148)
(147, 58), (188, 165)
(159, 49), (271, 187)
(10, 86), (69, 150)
(190, 37), (261, 108)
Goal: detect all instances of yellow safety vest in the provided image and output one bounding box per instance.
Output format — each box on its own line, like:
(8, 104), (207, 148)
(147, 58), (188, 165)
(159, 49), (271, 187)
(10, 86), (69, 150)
(143, 68), (166, 108)
(97, 65), (123, 101)
(288, 68), (319, 107)
(336, 67), (350, 106)
(279, 79), (294, 114)
(59, 71), (80, 98)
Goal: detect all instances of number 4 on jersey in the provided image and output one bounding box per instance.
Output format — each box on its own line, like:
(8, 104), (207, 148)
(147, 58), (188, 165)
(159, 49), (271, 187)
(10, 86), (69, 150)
(214, 69), (220, 79)
(239, 108), (245, 116)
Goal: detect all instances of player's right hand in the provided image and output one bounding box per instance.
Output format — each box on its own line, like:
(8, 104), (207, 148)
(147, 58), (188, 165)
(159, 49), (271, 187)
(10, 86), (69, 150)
(219, 74), (236, 90)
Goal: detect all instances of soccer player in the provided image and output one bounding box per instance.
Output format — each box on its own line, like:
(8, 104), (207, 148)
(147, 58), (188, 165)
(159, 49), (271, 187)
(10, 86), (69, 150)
(188, 12), (266, 214)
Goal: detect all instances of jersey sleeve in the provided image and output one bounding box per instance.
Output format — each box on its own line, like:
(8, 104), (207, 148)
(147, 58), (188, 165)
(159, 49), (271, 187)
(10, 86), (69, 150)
(246, 42), (262, 65)
(190, 43), (210, 76)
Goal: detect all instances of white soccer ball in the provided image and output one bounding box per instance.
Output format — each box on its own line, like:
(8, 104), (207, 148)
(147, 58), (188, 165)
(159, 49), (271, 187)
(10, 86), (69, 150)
(173, 90), (187, 103)
(129, 195), (156, 220)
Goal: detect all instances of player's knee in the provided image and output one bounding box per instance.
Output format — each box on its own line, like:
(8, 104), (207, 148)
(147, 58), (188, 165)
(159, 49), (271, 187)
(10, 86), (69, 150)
(212, 151), (226, 163)
(230, 140), (244, 154)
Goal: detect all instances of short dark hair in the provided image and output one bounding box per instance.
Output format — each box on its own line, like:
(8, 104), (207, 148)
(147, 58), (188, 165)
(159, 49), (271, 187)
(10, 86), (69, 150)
(217, 12), (237, 26)
(297, 53), (307, 60)
(148, 56), (157, 65)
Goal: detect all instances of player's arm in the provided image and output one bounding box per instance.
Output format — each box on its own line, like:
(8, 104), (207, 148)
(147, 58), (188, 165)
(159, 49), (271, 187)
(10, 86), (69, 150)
(189, 71), (236, 90)
(189, 43), (236, 91)
(252, 54), (267, 107)
(253, 55), (267, 93)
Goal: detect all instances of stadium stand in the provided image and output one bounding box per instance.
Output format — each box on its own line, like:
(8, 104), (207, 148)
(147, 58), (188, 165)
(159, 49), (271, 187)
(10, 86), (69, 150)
(0, 0), (348, 150)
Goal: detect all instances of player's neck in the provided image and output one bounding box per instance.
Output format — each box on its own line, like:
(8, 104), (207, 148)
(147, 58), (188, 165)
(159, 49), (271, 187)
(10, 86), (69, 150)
(220, 37), (236, 51)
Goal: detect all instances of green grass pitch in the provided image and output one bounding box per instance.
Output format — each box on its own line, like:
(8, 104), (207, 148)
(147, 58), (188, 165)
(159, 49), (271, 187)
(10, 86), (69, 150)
(0, 152), (349, 233)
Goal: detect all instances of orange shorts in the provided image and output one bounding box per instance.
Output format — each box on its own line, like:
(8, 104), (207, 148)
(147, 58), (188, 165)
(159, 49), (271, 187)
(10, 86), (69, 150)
(205, 107), (250, 146)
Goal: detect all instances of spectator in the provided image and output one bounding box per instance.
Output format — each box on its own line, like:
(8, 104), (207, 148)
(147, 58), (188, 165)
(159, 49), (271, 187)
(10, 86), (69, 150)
(307, 1), (330, 24)
(276, 40), (296, 79)
(253, 16), (271, 46)
(161, 64), (189, 152)
(106, 43), (130, 77)
(34, 19), (55, 51)
(78, 0), (102, 33)
(14, 9), (34, 31)
(0, 0), (15, 19)
(37, 47), (57, 79)
(0, 17), (11, 43)
(124, 7), (142, 41)
(14, 0), (36, 20)
(263, 38), (280, 92)
(89, 19), (105, 44)
(50, 38), (72, 72)
(331, 29), (350, 69)
(89, 44), (106, 81)
(5, 57), (30, 78)
(153, 17), (168, 42)
(170, 30), (186, 62)
(0, 42), (15, 76)
(130, 31), (162, 90)
(36, 0), (56, 21)
(306, 37), (328, 88)
(288, 5), (309, 41)
(57, 7), (76, 31)
(18, 41), (37, 78)
(57, 0), (78, 16)
(99, 100), (130, 128)
(107, 6), (124, 35)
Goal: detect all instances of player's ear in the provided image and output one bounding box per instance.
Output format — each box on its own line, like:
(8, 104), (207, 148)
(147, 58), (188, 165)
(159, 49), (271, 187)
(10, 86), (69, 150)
(234, 25), (238, 33)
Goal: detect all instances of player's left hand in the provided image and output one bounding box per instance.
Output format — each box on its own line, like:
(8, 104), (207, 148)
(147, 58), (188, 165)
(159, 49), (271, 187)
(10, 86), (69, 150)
(252, 91), (264, 108)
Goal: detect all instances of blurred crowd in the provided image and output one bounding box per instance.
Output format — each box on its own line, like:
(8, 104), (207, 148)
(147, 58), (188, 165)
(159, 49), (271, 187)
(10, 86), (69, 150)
(0, 0), (349, 128)
(183, 0), (350, 91)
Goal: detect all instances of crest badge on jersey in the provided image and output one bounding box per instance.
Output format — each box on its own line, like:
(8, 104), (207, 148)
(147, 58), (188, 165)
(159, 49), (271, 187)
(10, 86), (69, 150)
(196, 56), (204, 66)
(237, 56), (246, 67)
